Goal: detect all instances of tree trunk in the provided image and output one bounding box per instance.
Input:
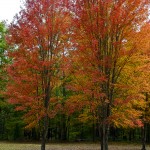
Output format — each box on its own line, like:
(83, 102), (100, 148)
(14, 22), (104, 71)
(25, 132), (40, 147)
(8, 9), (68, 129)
(61, 79), (67, 141)
(100, 124), (109, 150)
(41, 116), (49, 150)
(92, 120), (95, 142)
(60, 114), (67, 141)
(141, 92), (148, 150)
(99, 102), (110, 150)
(141, 123), (147, 150)
(41, 137), (46, 150)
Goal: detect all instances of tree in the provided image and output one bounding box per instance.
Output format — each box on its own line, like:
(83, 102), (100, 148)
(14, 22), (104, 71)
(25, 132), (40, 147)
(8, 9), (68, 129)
(0, 22), (24, 141)
(120, 22), (150, 150)
(0, 22), (15, 140)
(6, 0), (71, 150)
(68, 0), (149, 150)
(0, 21), (8, 98)
(0, 21), (7, 140)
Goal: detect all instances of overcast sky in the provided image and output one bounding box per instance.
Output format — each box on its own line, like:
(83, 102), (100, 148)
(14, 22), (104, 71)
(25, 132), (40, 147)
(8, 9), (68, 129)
(0, 0), (24, 23)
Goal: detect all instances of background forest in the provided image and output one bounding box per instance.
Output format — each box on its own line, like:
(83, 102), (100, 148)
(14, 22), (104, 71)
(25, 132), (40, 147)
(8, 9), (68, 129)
(0, 0), (150, 150)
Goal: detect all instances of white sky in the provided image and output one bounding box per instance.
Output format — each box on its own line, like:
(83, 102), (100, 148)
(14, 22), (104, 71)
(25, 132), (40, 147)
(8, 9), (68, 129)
(0, 0), (149, 24)
(0, 0), (24, 23)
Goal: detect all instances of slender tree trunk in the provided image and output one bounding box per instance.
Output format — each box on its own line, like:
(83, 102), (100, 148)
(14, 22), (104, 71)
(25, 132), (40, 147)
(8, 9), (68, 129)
(99, 102), (110, 150)
(41, 137), (46, 150)
(141, 123), (147, 150)
(100, 124), (109, 150)
(141, 92), (148, 150)
(92, 120), (95, 142)
(41, 116), (49, 150)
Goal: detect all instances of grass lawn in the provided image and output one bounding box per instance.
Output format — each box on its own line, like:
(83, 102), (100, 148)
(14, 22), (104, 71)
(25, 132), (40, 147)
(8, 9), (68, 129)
(0, 142), (150, 150)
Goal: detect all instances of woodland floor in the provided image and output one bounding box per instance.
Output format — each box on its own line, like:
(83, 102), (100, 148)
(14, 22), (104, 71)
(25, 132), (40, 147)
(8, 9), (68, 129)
(0, 142), (150, 150)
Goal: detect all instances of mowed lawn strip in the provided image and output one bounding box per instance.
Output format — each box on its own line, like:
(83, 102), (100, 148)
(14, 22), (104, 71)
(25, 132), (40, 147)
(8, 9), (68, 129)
(0, 142), (150, 150)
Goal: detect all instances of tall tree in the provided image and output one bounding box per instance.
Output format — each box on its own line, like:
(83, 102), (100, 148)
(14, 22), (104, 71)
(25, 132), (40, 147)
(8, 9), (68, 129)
(0, 22), (8, 97)
(6, 0), (71, 150)
(0, 22), (13, 140)
(120, 22), (150, 150)
(68, 0), (149, 150)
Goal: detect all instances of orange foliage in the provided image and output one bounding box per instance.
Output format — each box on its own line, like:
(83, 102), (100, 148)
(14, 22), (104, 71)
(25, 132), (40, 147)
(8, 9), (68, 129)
(66, 0), (149, 129)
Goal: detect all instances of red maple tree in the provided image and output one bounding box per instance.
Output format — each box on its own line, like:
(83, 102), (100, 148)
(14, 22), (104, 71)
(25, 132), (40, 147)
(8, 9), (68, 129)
(6, 0), (71, 149)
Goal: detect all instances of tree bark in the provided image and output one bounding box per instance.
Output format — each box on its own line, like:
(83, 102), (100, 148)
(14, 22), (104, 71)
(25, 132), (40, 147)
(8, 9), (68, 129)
(99, 102), (110, 150)
(141, 123), (147, 150)
(141, 92), (148, 150)
(41, 116), (49, 150)
(100, 123), (109, 150)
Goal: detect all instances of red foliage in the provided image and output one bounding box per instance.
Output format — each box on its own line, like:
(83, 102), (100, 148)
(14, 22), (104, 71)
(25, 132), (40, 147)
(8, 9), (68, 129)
(6, 0), (72, 128)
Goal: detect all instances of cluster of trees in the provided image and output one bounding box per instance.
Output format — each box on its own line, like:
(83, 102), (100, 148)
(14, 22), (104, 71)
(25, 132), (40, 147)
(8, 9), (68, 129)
(0, 0), (149, 150)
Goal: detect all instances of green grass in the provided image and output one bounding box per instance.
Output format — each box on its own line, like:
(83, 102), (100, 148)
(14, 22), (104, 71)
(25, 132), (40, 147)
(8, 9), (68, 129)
(0, 142), (150, 150)
(0, 142), (40, 150)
